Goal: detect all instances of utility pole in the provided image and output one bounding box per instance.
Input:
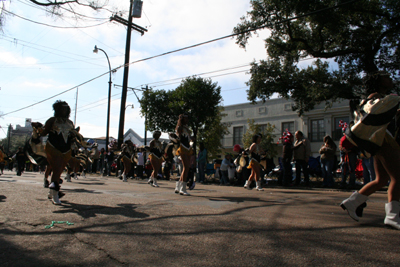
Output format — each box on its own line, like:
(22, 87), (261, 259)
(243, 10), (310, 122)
(7, 124), (12, 154)
(74, 87), (78, 126)
(114, 0), (147, 149)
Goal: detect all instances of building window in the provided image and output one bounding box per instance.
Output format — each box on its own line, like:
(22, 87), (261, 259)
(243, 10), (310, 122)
(309, 119), (325, 142)
(258, 107), (267, 114)
(233, 126), (243, 145)
(236, 110), (243, 117)
(333, 116), (349, 141)
(284, 103), (293, 111)
(282, 122), (294, 135)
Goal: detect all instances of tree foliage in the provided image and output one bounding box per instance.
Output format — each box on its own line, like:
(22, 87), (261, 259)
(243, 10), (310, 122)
(234, 0), (400, 115)
(140, 76), (224, 157)
(196, 107), (230, 159)
(1, 0), (116, 30)
(242, 119), (277, 159)
(0, 135), (28, 155)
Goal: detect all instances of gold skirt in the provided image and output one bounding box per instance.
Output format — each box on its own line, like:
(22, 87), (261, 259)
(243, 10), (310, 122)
(45, 142), (72, 163)
(247, 158), (260, 169)
(149, 154), (164, 164)
(176, 145), (193, 156)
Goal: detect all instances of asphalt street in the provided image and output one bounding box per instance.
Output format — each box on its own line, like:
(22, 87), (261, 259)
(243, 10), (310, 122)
(0, 170), (399, 267)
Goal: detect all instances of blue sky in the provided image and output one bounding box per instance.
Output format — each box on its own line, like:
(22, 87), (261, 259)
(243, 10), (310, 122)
(0, 0), (274, 140)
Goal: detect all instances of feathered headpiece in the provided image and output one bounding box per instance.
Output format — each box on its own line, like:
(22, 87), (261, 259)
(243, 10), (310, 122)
(339, 120), (348, 132)
(277, 129), (293, 144)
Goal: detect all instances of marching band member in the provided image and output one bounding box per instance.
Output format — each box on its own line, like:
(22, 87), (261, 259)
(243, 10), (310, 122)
(148, 130), (163, 187)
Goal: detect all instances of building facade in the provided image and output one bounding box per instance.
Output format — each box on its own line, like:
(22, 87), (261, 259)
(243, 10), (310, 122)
(221, 98), (351, 157)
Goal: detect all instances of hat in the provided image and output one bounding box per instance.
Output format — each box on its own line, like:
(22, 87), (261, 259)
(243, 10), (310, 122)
(233, 144), (242, 152)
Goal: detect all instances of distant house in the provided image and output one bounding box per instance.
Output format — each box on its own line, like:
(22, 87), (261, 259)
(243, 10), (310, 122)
(221, 98), (351, 157)
(8, 118), (33, 139)
(87, 128), (169, 151)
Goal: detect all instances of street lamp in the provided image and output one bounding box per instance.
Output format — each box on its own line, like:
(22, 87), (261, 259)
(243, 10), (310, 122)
(93, 45), (112, 153)
(125, 104), (134, 110)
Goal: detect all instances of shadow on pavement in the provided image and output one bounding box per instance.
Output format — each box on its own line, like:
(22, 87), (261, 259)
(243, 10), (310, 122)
(53, 202), (150, 219)
(0, 195), (6, 202)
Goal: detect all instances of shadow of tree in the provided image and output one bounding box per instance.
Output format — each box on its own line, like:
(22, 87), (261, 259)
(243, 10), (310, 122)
(53, 202), (150, 219)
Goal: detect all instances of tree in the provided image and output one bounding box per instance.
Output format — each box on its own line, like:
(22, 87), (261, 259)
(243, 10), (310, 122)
(234, 0), (400, 115)
(242, 119), (277, 159)
(1, 0), (116, 30)
(0, 135), (28, 155)
(196, 107), (230, 159)
(140, 76), (224, 156)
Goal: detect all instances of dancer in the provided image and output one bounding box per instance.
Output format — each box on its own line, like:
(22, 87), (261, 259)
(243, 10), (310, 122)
(120, 140), (136, 182)
(34, 100), (75, 205)
(244, 133), (264, 191)
(341, 72), (400, 229)
(174, 114), (194, 196)
(148, 130), (163, 187)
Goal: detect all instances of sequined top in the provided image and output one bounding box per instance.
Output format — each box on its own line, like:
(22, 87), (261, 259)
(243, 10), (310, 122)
(47, 118), (75, 153)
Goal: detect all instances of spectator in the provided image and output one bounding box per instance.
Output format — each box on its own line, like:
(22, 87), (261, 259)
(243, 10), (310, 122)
(293, 131), (311, 186)
(319, 135), (337, 188)
(136, 148), (144, 179)
(281, 131), (294, 187)
(197, 142), (207, 183)
(91, 144), (99, 174)
(361, 155), (375, 185)
(339, 123), (358, 189)
(220, 154), (233, 185)
(99, 148), (105, 175)
(105, 149), (114, 176)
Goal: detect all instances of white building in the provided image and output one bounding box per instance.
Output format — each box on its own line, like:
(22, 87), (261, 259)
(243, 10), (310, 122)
(221, 98), (351, 157)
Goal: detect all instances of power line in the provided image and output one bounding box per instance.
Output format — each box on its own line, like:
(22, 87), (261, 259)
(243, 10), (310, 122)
(16, 0), (111, 21)
(2, 9), (110, 29)
(0, 0), (360, 117)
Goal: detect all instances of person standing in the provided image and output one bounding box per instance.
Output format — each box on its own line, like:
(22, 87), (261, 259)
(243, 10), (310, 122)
(244, 134), (264, 191)
(339, 128), (358, 189)
(319, 135), (337, 188)
(220, 154), (233, 185)
(98, 148), (105, 175)
(341, 72), (400, 229)
(293, 131), (311, 186)
(197, 142), (207, 183)
(361, 156), (375, 185)
(91, 144), (99, 174)
(136, 148), (144, 179)
(280, 131), (294, 187)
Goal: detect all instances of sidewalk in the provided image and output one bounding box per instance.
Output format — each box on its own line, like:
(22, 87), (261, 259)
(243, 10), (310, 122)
(0, 170), (398, 267)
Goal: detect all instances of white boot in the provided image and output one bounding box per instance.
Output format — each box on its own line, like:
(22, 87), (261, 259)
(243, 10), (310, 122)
(147, 176), (153, 185)
(49, 189), (61, 205)
(65, 173), (71, 182)
(256, 181), (264, 191)
(244, 180), (251, 190)
(340, 191), (368, 221)
(73, 172), (78, 179)
(153, 177), (159, 187)
(180, 182), (190, 196)
(82, 170), (86, 178)
(384, 201), (400, 230)
(122, 173), (127, 182)
(175, 181), (181, 194)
